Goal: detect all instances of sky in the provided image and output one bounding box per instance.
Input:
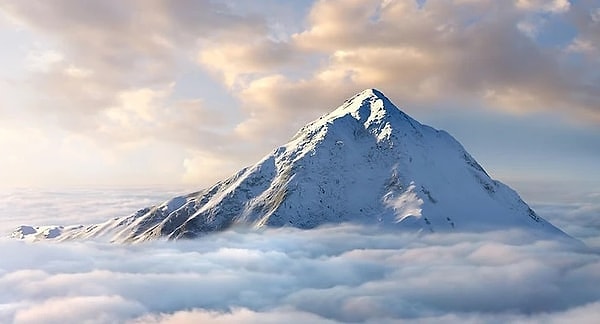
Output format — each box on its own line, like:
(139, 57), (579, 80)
(0, 0), (599, 200)
(1, 2), (600, 322)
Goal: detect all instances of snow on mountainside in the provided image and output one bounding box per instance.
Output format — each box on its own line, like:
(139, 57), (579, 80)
(12, 89), (570, 242)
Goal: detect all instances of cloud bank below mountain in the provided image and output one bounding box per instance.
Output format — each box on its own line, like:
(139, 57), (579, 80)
(2, 224), (599, 323)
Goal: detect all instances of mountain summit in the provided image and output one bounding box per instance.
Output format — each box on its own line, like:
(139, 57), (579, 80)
(13, 89), (569, 242)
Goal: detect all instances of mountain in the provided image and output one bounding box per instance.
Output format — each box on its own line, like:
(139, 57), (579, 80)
(12, 89), (569, 242)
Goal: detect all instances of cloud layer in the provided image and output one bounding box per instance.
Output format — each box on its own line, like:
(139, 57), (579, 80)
(0, 188), (184, 232)
(2, 188), (599, 323)
(1, 225), (599, 324)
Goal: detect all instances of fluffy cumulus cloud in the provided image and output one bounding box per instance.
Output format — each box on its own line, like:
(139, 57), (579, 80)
(283, 0), (598, 119)
(1, 0), (599, 187)
(1, 226), (599, 324)
(4, 0), (596, 128)
(1, 188), (599, 323)
(0, 0), (258, 130)
(0, 0), (303, 186)
(199, 0), (600, 143)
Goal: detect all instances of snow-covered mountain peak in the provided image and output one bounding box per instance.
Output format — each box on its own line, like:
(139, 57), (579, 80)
(308, 88), (422, 141)
(11, 89), (573, 243)
(342, 88), (389, 107)
(332, 88), (399, 120)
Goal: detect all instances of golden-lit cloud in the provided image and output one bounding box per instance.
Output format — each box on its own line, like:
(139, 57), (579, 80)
(0, 0), (599, 187)
(0, 0), (267, 129)
(198, 40), (296, 88)
(282, 0), (599, 119)
(97, 85), (231, 147)
(182, 149), (244, 185)
(5, 0), (599, 132)
(515, 0), (571, 13)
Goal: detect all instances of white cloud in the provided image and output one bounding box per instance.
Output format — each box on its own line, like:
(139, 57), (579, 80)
(566, 38), (597, 54)
(182, 150), (245, 185)
(13, 295), (146, 324)
(1, 189), (599, 323)
(592, 8), (600, 23)
(24, 49), (63, 72)
(97, 86), (231, 147)
(63, 64), (93, 78)
(533, 199), (600, 250)
(134, 307), (338, 324)
(1, 0), (599, 189)
(0, 188), (186, 233)
(0, 0), (268, 132)
(219, 0), (600, 139)
(198, 39), (296, 88)
(1, 224), (599, 323)
(516, 0), (571, 13)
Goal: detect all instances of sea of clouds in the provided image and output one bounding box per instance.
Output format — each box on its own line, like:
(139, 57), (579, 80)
(0, 188), (184, 231)
(1, 188), (599, 323)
